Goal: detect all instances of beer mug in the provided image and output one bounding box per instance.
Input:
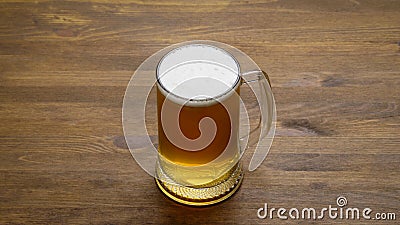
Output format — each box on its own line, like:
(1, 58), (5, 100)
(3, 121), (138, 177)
(153, 43), (275, 206)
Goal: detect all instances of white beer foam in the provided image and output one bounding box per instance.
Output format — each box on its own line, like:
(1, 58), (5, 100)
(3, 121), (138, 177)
(157, 45), (240, 107)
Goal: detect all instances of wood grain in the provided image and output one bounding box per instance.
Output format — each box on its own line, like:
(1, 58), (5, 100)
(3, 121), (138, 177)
(0, 0), (399, 224)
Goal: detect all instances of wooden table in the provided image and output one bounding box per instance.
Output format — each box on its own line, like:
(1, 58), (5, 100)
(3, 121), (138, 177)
(1, 1), (399, 224)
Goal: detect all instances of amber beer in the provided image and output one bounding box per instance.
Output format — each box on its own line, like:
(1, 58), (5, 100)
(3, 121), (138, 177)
(155, 44), (244, 205)
(157, 80), (240, 182)
(157, 86), (240, 162)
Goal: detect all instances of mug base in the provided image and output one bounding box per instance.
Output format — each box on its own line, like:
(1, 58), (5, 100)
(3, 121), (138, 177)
(155, 164), (243, 206)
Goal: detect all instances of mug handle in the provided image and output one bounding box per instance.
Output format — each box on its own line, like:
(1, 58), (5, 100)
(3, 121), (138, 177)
(240, 70), (276, 171)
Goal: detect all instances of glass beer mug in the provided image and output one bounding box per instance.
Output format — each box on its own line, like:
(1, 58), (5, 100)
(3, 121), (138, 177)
(154, 44), (274, 206)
